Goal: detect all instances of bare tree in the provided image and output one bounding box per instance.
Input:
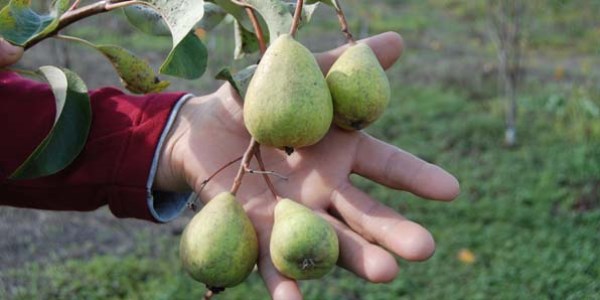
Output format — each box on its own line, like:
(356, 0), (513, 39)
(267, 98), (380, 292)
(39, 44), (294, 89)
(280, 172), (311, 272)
(489, 0), (525, 147)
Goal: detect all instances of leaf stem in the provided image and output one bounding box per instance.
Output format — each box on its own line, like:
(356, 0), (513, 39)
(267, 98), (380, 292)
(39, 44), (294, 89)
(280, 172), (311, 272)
(289, 0), (304, 37)
(54, 34), (96, 48)
(333, 0), (355, 44)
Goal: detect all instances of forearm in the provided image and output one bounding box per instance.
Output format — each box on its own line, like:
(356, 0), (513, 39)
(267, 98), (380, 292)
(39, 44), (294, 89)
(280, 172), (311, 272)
(0, 71), (191, 222)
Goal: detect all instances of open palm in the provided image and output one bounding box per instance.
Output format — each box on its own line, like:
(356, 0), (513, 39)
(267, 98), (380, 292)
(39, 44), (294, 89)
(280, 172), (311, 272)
(156, 32), (460, 300)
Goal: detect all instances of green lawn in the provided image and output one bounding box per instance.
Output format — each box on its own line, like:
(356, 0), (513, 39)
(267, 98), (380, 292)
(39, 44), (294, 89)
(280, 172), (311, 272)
(2, 0), (599, 299)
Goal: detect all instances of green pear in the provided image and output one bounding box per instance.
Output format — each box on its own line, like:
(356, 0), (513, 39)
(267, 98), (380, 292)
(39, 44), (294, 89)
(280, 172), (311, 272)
(243, 34), (333, 149)
(270, 198), (339, 280)
(179, 192), (258, 289)
(326, 43), (391, 130)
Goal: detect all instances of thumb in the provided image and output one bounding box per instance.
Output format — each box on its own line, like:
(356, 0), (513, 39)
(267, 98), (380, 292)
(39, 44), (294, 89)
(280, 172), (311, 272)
(0, 38), (23, 67)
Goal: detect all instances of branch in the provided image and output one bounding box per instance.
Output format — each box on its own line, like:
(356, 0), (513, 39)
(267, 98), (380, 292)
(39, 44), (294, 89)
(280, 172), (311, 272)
(24, 0), (141, 50)
(333, 0), (355, 44)
(289, 0), (304, 37)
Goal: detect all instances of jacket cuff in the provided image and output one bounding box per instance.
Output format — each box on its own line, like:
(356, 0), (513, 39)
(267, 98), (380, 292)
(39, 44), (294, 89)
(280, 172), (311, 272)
(146, 94), (194, 222)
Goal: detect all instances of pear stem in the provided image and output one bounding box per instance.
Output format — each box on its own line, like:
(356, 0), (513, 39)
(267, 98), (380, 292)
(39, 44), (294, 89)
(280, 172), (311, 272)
(230, 139), (259, 195)
(254, 147), (280, 200)
(333, 0), (355, 44)
(290, 0), (304, 38)
(234, 0), (268, 54)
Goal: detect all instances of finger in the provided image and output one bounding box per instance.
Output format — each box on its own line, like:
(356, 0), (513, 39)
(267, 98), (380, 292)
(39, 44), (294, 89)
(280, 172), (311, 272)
(330, 182), (436, 261)
(319, 213), (399, 283)
(353, 133), (460, 201)
(315, 31), (404, 74)
(0, 38), (23, 67)
(255, 221), (303, 300)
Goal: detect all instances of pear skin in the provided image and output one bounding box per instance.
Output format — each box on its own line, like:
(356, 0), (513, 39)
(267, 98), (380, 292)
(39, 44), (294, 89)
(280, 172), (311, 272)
(179, 192), (258, 289)
(244, 34), (333, 149)
(270, 198), (339, 280)
(326, 43), (391, 130)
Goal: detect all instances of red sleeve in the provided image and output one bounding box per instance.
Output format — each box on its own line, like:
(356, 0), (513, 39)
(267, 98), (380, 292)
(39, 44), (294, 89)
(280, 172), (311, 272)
(0, 71), (188, 221)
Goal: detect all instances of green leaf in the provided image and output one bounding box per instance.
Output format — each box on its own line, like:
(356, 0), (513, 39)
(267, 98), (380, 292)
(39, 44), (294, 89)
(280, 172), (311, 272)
(0, 0), (69, 46)
(234, 20), (259, 59)
(245, 0), (292, 43)
(96, 44), (170, 94)
(123, 4), (171, 36)
(215, 64), (257, 98)
(285, 2), (321, 28)
(302, 3), (321, 24)
(306, 0), (339, 10)
(10, 66), (91, 180)
(140, 0), (205, 48)
(197, 2), (227, 31)
(160, 31), (207, 79)
(211, 0), (254, 31)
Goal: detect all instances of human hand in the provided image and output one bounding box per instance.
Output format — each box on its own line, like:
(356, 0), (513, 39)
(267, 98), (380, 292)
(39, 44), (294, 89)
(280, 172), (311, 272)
(156, 32), (460, 300)
(0, 38), (23, 67)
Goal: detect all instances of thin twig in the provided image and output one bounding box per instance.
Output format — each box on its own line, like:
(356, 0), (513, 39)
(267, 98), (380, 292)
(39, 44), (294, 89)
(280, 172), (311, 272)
(104, 0), (147, 11)
(68, 0), (82, 12)
(254, 147), (279, 200)
(197, 156), (243, 194)
(289, 0), (304, 37)
(333, 0), (355, 44)
(230, 139), (260, 195)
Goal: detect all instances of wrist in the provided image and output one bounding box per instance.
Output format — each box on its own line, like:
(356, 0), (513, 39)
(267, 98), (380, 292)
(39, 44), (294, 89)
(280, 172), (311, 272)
(154, 95), (204, 192)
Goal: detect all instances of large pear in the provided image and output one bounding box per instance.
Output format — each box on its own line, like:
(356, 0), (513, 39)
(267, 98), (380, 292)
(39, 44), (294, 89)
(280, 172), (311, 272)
(270, 198), (339, 280)
(326, 43), (391, 130)
(179, 192), (258, 289)
(244, 34), (333, 149)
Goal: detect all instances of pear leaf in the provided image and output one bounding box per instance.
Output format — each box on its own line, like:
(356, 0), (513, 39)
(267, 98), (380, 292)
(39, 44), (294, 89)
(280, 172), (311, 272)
(215, 64), (257, 98)
(139, 0), (205, 48)
(234, 20), (259, 59)
(306, 0), (339, 10)
(210, 0), (254, 31)
(0, 0), (69, 46)
(123, 4), (171, 36)
(160, 31), (207, 79)
(245, 0), (291, 43)
(10, 66), (91, 180)
(197, 2), (227, 31)
(96, 44), (170, 94)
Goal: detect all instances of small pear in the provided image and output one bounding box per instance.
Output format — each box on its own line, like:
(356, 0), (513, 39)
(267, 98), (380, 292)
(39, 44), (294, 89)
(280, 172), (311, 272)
(244, 34), (333, 149)
(179, 192), (258, 289)
(326, 43), (391, 130)
(270, 198), (339, 280)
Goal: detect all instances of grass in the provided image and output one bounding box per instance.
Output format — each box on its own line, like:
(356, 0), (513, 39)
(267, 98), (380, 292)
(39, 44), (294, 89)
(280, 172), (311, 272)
(2, 0), (600, 299)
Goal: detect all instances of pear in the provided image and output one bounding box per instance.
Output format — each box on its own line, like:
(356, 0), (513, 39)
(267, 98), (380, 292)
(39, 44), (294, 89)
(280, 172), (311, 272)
(179, 192), (258, 289)
(243, 34), (333, 149)
(270, 198), (339, 280)
(326, 43), (391, 130)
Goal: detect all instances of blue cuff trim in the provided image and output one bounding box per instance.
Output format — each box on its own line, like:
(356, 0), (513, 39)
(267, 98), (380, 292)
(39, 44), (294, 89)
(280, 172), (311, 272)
(146, 94), (194, 223)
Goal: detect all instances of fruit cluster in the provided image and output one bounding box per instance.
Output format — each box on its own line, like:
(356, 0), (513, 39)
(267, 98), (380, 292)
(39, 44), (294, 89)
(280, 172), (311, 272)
(179, 33), (391, 292)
